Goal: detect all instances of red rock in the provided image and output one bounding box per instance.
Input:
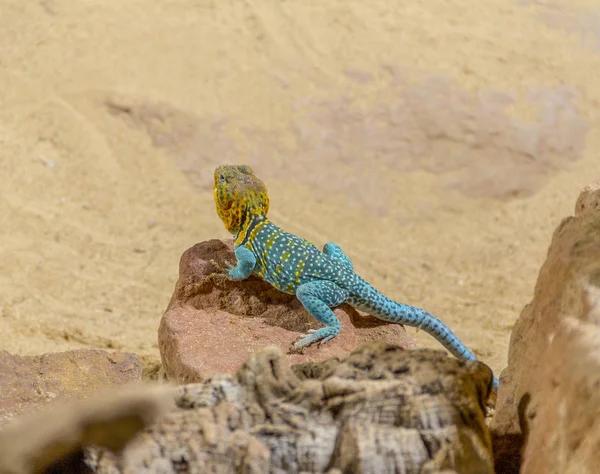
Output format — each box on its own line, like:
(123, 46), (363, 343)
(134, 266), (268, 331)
(0, 349), (142, 424)
(158, 239), (415, 383)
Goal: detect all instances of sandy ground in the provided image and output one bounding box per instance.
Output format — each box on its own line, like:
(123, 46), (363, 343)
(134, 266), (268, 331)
(1, 0), (599, 378)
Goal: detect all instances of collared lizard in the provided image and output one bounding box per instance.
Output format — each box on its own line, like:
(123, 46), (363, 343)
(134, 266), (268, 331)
(211, 164), (498, 394)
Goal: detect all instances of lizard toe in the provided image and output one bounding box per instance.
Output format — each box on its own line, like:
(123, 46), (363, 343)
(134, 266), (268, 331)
(294, 327), (339, 349)
(208, 259), (234, 280)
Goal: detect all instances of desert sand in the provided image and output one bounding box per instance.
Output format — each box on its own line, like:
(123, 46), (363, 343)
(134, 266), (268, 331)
(1, 0), (599, 378)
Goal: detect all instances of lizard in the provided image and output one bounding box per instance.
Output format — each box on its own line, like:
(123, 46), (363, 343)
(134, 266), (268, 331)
(211, 164), (499, 394)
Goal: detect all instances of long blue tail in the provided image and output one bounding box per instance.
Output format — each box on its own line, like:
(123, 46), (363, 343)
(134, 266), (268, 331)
(348, 278), (498, 392)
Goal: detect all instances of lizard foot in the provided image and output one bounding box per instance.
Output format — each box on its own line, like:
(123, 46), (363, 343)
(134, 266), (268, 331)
(209, 258), (234, 273)
(291, 327), (339, 353)
(205, 259), (235, 283)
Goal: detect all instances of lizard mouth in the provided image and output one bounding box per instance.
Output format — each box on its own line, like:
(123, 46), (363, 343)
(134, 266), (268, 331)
(214, 188), (233, 211)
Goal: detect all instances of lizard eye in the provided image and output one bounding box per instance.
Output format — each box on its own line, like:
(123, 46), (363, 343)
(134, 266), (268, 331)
(219, 174), (226, 184)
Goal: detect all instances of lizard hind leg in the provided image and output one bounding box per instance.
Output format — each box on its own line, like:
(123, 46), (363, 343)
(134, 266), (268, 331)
(293, 280), (349, 350)
(323, 242), (354, 270)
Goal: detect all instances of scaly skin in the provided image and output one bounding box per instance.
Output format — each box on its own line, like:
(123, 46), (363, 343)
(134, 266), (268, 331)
(212, 164), (498, 394)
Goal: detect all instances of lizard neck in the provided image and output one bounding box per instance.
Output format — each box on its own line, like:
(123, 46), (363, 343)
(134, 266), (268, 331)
(234, 211), (269, 246)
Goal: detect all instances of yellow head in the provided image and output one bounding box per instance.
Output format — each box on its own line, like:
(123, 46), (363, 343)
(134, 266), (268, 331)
(213, 164), (270, 235)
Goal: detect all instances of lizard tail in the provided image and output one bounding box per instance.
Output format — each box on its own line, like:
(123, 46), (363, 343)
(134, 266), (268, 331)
(348, 279), (476, 360)
(348, 278), (499, 394)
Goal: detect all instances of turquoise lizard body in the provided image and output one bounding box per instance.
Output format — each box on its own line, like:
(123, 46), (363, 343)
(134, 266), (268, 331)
(213, 164), (498, 393)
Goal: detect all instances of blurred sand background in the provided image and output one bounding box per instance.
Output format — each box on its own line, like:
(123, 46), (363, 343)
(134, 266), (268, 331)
(1, 0), (599, 377)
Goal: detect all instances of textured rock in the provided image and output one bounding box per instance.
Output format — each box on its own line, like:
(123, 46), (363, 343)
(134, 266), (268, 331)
(574, 180), (600, 216)
(159, 239), (415, 384)
(0, 385), (173, 474)
(91, 342), (495, 473)
(491, 190), (600, 474)
(0, 349), (142, 424)
(520, 285), (600, 474)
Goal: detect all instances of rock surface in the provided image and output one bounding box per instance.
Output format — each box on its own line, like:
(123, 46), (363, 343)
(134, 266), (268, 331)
(158, 239), (415, 383)
(0, 385), (173, 474)
(0, 349), (142, 425)
(491, 186), (600, 474)
(520, 285), (600, 474)
(574, 180), (600, 217)
(91, 342), (495, 473)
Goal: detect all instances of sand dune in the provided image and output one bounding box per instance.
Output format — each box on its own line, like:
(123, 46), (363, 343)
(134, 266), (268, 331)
(1, 0), (599, 376)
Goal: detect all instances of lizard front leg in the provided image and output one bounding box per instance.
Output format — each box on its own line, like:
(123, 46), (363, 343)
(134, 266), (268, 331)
(210, 246), (256, 281)
(293, 280), (349, 350)
(228, 246), (257, 280)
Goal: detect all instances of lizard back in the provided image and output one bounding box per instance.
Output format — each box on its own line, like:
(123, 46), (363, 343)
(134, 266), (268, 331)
(238, 216), (355, 294)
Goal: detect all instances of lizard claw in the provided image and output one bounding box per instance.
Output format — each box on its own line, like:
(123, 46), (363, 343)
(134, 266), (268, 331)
(206, 258), (235, 282)
(209, 258), (234, 273)
(289, 333), (312, 354)
(289, 345), (305, 355)
(291, 328), (333, 353)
